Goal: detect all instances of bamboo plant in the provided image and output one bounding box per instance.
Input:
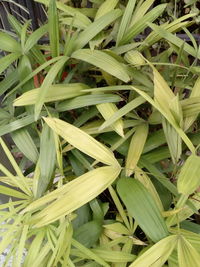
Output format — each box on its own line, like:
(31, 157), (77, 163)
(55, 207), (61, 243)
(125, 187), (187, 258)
(0, 0), (200, 266)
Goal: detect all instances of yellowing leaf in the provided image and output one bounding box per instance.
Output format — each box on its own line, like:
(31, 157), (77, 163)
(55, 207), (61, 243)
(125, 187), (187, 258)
(103, 223), (131, 236)
(162, 117), (182, 164)
(184, 76), (200, 131)
(177, 154), (200, 195)
(14, 83), (88, 106)
(43, 117), (119, 166)
(178, 235), (200, 267)
(97, 103), (124, 137)
(129, 235), (178, 267)
(169, 94), (183, 127)
(153, 67), (175, 119)
(135, 167), (163, 211)
(72, 49), (130, 83)
(124, 50), (145, 66)
(26, 166), (121, 227)
(95, 0), (119, 20)
(126, 123), (148, 176)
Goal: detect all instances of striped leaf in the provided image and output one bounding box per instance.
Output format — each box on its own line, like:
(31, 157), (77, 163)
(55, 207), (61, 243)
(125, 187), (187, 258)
(0, 53), (21, 75)
(178, 235), (200, 267)
(11, 128), (39, 164)
(95, 0), (119, 20)
(57, 93), (122, 111)
(71, 49), (130, 83)
(97, 103), (124, 137)
(184, 76), (200, 131)
(126, 123), (148, 176)
(48, 0), (60, 57)
(0, 32), (21, 53)
(25, 166), (121, 227)
(43, 117), (119, 166)
(117, 178), (169, 242)
(74, 9), (122, 50)
(36, 123), (56, 198)
(120, 4), (167, 45)
(34, 56), (69, 120)
(116, 0), (137, 45)
(129, 235), (178, 267)
(177, 154), (200, 195)
(14, 83), (88, 106)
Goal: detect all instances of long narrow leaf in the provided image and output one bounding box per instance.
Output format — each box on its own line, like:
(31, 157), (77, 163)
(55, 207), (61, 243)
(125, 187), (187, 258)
(48, 0), (60, 57)
(117, 178), (169, 242)
(44, 117), (119, 166)
(72, 49), (130, 82)
(34, 56), (69, 120)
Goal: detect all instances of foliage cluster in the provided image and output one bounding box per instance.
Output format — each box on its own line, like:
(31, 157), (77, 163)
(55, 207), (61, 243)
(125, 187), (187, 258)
(0, 0), (200, 266)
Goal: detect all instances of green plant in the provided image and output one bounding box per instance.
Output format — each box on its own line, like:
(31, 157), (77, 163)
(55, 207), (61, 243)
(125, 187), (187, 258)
(0, 0), (200, 266)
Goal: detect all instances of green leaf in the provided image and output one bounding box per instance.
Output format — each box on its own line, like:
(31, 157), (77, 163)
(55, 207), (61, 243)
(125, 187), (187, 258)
(48, 0), (60, 57)
(24, 24), (48, 53)
(130, 0), (155, 26)
(8, 13), (23, 36)
(95, 0), (119, 20)
(130, 85), (195, 154)
(148, 22), (200, 59)
(73, 220), (102, 248)
(116, 0), (137, 45)
(21, 20), (31, 52)
(0, 53), (21, 75)
(34, 56), (69, 120)
(57, 93), (121, 111)
(0, 69), (18, 96)
(0, 32), (21, 52)
(17, 55), (34, 94)
(117, 178), (169, 242)
(36, 0), (91, 27)
(72, 239), (109, 267)
(16, 225), (29, 267)
(72, 49), (130, 82)
(74, 9), (122, 50)
(0, 115), (35, 137)
(7, 56), (66, 98)
(120, 4), (167, 45)
(11, 128), (39, 163)
(134, 167), (163, 212)
(36, 123), (56, 197)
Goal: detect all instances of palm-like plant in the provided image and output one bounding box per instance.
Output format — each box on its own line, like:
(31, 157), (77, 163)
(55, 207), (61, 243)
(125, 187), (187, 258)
(0, 0), (200, 266)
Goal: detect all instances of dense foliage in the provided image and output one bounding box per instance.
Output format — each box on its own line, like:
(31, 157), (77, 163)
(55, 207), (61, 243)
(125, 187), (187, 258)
(0, 0), (200, 266)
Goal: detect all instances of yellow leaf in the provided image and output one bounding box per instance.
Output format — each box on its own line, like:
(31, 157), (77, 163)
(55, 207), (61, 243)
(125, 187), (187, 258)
(177, 154), (200, 195)
(97, 103), (124, 137)
(13, 83), (88, 106)
(178, 235), (200, 267)
(43, 117), (119, 166)
(135, 167), (163, 211)
(125, 124), (148, 176)
(26, 166), (121, 227)
(129, 235), (178, 267)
